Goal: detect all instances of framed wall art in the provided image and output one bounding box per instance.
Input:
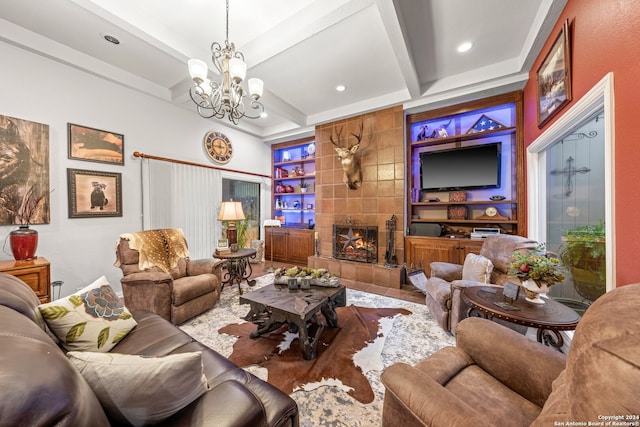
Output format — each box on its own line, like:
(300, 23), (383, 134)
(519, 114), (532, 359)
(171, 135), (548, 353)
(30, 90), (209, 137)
(0, 115), (50, 225)
(68, 123), (124, 165)
(67, 168), (122, 218)
(536, 19), (572, 128)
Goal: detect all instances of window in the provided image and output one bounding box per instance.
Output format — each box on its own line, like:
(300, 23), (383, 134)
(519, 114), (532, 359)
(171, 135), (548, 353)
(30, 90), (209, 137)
(222, 178), (261, 245)
(528, 73), (614, 310)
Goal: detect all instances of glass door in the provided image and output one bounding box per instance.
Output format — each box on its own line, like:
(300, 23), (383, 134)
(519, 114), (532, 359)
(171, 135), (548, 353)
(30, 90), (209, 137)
(222, 178), (261, 247)
(545, 111), (606, 308)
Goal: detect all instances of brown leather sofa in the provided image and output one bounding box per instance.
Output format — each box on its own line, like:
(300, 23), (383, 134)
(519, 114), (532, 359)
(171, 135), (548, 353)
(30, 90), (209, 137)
(115, 229), (224, 325)
(426, 234), (538, 334)
(381, 283), (640, 426)
(0, 273), (299, 427)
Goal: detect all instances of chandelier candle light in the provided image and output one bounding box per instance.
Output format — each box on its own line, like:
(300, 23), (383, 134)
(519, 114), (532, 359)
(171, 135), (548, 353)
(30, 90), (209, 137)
(188, 0), (264, 124)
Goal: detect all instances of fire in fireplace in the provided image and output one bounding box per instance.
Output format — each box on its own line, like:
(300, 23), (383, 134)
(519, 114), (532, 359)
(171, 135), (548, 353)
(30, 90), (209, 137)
(332, 221), (378, 263)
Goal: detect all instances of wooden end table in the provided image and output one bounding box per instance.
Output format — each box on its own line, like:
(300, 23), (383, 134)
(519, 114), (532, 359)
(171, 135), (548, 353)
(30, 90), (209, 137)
(240, 283), (347, 360)
(214, 248), (257, 295)
(462, 286), (581, 349)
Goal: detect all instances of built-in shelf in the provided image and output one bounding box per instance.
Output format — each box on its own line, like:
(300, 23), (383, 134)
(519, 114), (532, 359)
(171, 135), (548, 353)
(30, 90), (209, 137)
(412, 200), (516, 206)
(410, 127), (516, 149)
(405, 91), (525, 270)
(272, 136), (316, 230)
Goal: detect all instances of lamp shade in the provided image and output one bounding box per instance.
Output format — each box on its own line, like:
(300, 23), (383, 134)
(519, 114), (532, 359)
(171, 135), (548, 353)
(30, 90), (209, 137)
(229, 57), (247, 83)
(188, 59), (208, 83)
(248, 78), (263, 99)
(218, 201), (245, 221)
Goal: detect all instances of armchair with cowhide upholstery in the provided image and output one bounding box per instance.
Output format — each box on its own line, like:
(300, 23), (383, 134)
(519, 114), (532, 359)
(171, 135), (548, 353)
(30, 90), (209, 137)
(115, 228), (223, 325)
(425, 234), (538, 335)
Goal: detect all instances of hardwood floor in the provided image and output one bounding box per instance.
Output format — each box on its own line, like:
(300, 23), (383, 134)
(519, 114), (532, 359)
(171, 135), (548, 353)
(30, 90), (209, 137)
(247, 261), (426, 305)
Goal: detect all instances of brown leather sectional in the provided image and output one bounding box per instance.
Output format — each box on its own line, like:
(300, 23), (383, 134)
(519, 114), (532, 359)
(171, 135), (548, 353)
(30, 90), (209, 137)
(0, 273), (298, 426)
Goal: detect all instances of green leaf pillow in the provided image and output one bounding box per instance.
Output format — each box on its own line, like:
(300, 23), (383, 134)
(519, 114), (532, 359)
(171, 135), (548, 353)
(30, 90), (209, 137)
(38, 276), (137, 352)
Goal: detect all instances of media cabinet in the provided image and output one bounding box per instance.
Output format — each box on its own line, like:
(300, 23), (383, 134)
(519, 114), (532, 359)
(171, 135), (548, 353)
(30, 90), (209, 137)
(405, 91), (525, 272)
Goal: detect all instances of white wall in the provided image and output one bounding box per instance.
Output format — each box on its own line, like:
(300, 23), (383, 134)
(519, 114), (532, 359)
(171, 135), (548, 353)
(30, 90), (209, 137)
(0, 41), (272, 297)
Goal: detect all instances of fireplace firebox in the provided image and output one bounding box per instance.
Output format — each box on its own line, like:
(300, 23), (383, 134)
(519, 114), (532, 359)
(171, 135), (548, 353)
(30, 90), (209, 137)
(332, 221), (377, 263)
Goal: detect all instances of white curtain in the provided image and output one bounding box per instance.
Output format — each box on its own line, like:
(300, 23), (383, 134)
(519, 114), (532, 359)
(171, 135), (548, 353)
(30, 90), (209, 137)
(141, 159), (222, 259)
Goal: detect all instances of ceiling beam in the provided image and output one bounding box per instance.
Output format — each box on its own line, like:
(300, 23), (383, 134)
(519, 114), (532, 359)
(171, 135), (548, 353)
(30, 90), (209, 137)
(374, 0), (421, 98)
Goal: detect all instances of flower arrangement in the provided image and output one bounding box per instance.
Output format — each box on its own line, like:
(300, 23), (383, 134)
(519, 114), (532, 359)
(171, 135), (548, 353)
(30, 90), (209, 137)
(274, 266), (340, 288)
(508, 244), (565, 286)
(2, 185), (52, 226)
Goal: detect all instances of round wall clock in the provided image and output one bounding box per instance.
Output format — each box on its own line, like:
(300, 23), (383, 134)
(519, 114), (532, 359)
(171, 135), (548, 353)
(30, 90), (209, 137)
(204, 131), (233, 164)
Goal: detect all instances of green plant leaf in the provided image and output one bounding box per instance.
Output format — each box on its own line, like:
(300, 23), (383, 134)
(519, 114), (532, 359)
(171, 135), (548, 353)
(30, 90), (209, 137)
(39, 306), (70, 320)
(66, 322), (86, 343)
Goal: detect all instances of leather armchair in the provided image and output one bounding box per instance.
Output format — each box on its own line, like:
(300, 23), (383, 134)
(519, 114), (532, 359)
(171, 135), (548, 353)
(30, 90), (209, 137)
(115, 228), (224, 325)
(425, 234), (538, 334)
(381, 283), (640, 426)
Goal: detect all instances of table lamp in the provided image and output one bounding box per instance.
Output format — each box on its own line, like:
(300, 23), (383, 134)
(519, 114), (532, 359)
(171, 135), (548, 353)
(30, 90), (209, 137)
(218, 200), (245, 251)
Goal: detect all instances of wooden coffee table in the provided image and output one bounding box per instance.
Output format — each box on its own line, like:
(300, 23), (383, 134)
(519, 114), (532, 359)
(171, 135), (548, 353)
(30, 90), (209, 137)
(462, 286), (581, 348)
(239, 283), (347, 359)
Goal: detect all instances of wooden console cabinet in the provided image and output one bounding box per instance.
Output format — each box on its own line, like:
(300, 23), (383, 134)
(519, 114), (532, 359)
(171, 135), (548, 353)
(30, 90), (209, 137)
(405, 237), (483, 275)
(0, 257), (50, 303)
(264, 227), (314, 265)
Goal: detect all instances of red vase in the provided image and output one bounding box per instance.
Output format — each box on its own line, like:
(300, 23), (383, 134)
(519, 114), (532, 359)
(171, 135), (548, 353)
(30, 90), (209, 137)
(10, 225), (38, 260)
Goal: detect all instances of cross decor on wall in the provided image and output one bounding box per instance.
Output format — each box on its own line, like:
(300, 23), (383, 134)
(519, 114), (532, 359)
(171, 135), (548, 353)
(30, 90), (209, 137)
(550, 156), (591, 197)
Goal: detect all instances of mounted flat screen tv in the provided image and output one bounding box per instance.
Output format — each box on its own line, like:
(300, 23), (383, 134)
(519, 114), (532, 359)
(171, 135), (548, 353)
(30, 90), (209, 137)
(420, 143), (501, 191)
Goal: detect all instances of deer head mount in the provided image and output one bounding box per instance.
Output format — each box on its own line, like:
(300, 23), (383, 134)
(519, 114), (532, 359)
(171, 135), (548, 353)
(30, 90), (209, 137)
(330, 122), (364, 190)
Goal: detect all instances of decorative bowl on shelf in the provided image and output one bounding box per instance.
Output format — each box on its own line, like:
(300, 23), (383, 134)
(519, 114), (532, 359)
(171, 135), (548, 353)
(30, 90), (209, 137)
(490, 195), (506, 201)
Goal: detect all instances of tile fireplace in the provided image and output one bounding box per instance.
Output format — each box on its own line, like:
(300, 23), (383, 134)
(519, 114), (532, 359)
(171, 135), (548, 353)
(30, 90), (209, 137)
(332, 221), (378, 263)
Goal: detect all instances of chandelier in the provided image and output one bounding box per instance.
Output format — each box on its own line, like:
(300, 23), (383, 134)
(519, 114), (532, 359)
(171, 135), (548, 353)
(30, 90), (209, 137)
(187, 0), (264, 125)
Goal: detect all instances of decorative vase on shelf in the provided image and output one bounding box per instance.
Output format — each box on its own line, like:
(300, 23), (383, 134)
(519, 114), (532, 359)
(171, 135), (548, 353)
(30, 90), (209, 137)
(10, 225), (39, 261)
(521, 279), (549, 304)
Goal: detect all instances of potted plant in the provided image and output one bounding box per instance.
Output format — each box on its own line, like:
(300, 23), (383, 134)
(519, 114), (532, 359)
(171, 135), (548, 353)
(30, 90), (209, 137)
(507, 244), (565, 304)
(559, 221), (606, 301)
(7, 185), (51, 260)
(299, 182), (309, 193)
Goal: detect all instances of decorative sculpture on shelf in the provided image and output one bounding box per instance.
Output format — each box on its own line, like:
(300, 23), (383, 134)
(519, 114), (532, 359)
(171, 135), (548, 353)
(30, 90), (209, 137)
(330, 122), (364, 190)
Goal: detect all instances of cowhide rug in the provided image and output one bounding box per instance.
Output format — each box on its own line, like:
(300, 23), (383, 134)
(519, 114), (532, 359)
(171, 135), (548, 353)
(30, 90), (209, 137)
(179, 274), (456, 427)
(219, 305), (411, 404)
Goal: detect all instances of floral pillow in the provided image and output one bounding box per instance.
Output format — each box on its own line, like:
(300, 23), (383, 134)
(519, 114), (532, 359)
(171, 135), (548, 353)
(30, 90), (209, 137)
(38, 276), (137, 352)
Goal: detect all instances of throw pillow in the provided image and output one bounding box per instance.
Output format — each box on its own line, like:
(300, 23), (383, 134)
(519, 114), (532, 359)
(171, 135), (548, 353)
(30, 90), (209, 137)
(38, 276), (137, 352)
(67, 351), (209, 426)
(462, 253), (494, 283)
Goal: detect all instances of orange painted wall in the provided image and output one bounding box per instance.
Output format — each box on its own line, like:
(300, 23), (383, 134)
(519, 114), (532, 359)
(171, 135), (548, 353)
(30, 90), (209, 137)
(523, 0), (640, 287)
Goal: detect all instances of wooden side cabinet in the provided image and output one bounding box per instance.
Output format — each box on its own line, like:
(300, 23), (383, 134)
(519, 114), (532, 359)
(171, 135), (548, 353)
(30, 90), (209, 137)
(0, 257), (51, 303)
(264, 228), (314, 265)
(405, 237), (482, 275)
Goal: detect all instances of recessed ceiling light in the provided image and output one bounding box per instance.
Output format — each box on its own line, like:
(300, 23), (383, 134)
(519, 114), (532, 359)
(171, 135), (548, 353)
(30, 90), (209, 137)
(457, 41), (473, 53)
(335, 85), (346, 92)
(101, 33), (120, 45)
(260, 112), (268, 118)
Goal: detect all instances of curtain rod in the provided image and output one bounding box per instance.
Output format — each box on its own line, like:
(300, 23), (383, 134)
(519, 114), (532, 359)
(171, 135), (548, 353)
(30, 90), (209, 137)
(133, 151), (271, 179)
